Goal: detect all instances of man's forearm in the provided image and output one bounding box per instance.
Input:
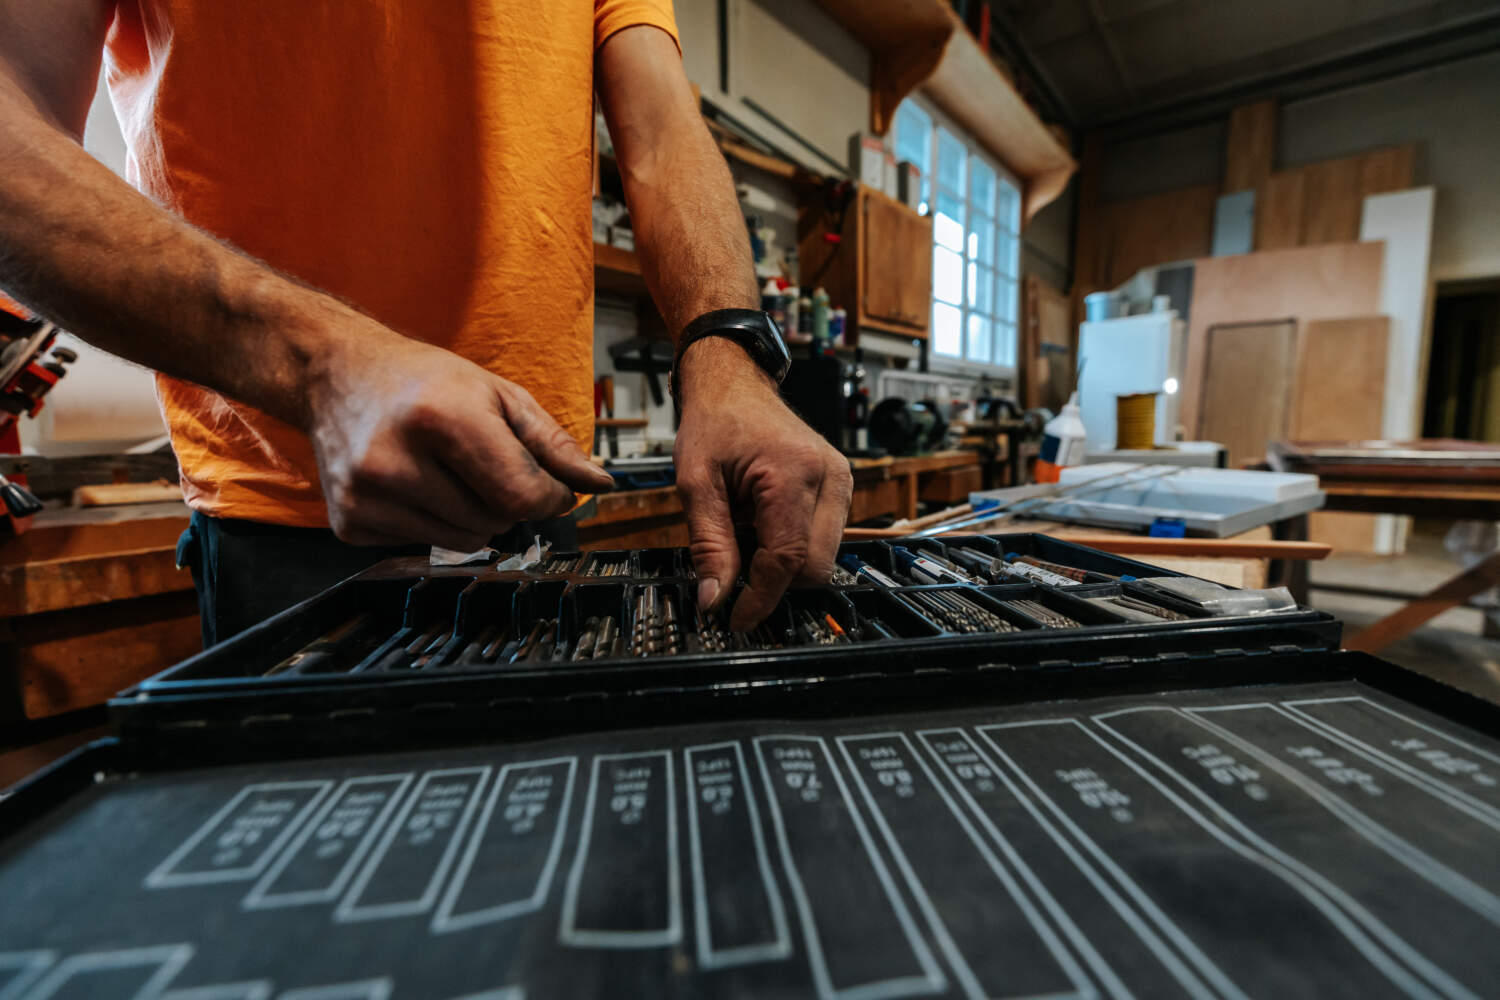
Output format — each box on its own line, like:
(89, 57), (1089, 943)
(0, 69), (365, 429)
(595, 30), (759, 340)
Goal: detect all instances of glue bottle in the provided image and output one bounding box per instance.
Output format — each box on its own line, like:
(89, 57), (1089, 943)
(1034, 390), (1086, 483)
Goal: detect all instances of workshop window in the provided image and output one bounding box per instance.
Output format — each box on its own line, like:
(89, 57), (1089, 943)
(894, 99), (1021, 371)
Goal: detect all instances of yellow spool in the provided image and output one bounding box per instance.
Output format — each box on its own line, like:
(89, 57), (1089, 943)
(1116, 392), (1157, 450)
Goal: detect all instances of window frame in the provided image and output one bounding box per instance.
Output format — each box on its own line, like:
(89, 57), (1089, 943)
(893, 96), (1023, 377)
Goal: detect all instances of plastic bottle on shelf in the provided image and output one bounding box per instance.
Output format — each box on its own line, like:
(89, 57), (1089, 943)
(1034, 390), (1086, 483)
(811, 287), (830, 343)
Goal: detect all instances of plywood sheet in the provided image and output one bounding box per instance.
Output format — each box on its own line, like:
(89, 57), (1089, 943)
(1181, 241), (1385, 435)
(1300, 158), (1365, 244)
(1224, 99), (1277, 194)
(1100, 184), (1218, 287)
(1291, 316), (1390, 553)
(1290, 317), (1390, 439)
(1022, 275), (1072, 411)
(1254, 171), (1305, 251)
(1197, 319), (1297, 468)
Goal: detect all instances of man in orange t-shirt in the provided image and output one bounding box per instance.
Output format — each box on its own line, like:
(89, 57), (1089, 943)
(0, 2), (851, 643)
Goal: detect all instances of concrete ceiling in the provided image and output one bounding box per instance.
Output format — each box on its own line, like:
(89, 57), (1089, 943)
(996, 0), (1500, 133)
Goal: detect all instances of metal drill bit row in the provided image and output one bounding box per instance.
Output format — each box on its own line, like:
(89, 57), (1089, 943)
(692, 605), (782, 653)
(1004, 599), (1082, 629)
(583, 558), (630, 577)
(631, 586), (682, 657)
(537, 556), (581, 574)
(569, 615), (624, 660)
(1094, 594), (1189, 622)
(902, 590), (1017, 634)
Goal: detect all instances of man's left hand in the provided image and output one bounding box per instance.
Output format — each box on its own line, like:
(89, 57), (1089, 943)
(673, 339), (854, 632)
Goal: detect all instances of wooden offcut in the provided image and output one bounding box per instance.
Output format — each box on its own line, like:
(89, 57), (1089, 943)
(1197, 319), (1298, 468)
(1224, 99), (1277, 193)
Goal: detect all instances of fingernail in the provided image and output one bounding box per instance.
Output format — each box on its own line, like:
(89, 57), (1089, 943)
(698, 577), (720, 610)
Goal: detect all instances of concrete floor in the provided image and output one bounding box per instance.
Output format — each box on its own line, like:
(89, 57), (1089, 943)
(1309, 525), (1500, 704)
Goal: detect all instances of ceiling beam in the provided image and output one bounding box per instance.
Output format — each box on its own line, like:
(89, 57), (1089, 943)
(1080, 0), (1139, 103)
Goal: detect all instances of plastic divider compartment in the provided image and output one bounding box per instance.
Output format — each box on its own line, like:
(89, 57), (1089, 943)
(555, 582), (631, 662)
(620, 580), (697, 657)
(979, 582), (1130, 629)
(350, 576), (476, 672)
(781, 588), (865, 644)
(632, 547), (683, 580)
(433, 579), (524, 668)
(579, 549), (633, 579)
(835, 540), (906, 584)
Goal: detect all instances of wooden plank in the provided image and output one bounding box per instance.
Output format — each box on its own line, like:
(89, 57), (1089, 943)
(13, 590), (201, 719)
(0, 547), (190, 617)
(73, 481), (183, 507)
(1180, 241), (1384, 434)
(1359, 145), (1417, 198)
(1300, 158), (1364, 244)
(849, 478), (901, 523)
(1224, 99), (1277, 193)
(1345, 549), (1500, 654)
(1197, 319), (1297, 468)
(1254, 171), (1305, 250)
(0, 506), (188, 565)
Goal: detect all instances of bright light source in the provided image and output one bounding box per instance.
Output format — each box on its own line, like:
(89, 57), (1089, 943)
(1163, 378), (1179, 395)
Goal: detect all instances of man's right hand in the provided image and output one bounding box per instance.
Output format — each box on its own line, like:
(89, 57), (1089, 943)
(305, 328), (616, 552)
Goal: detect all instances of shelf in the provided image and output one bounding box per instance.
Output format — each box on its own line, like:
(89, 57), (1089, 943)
(593, 241), (650, 299)
(814, 0), (1076, 224)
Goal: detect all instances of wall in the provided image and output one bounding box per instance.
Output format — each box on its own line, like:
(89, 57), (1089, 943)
(1279, 50), (1500, 282)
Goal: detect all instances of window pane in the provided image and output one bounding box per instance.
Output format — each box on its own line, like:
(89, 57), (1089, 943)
(893, 101), (932, 175)
(967, 263), (993, 313)
(995, 321), (1017, 366)
(936, 127), (965, 195)
(969, 157), (996, 216)
(932, 302), (962, 357)
(934, 192), (964, 251)
(966, 314), (993, 364)
(995, 229), (1019, 277)
(998, 180), (1021, 232)
(995, 275), (1016, 323)
(968, 217), (994, 265)
(933, 246), (963, 305)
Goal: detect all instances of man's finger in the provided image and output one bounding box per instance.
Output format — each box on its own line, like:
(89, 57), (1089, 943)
(431, 414), (577, 524)
(413, 459), (517, 538)
(495, 379), (617, 494)
(678, 462), (740, 612)
(795, 461), (852, 586)
(730, 477), (818, 632)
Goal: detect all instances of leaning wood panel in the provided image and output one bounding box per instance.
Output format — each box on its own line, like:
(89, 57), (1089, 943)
(1101, 184), (1218, 288)
(1197, 320), (1297, 468)
(1224, 99), (1277, 193)
(1291, 316), (1391, 552)
(1180, 241), (1384, 434)
(1299, 158), (1365, 244)
(1254, 171), (1305, 250)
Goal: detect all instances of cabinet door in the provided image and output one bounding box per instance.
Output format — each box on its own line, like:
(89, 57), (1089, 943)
(861, 191), (932, 333)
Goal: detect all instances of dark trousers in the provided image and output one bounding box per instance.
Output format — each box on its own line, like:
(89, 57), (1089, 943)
(177, 511), (578, 647)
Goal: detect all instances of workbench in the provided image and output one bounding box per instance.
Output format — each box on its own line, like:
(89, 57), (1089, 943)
(579, 450), (995, 549)
(0, 501), (197, 723)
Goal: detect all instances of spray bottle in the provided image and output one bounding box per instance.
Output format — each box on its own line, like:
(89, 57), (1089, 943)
(1035, 359), (1087, 483)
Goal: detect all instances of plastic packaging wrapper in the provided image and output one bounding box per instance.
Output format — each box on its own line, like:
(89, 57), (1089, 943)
(1139, 576), (1298, 616)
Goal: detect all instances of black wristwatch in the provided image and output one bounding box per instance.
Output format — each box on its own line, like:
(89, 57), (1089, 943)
(670, 309), (791, 408)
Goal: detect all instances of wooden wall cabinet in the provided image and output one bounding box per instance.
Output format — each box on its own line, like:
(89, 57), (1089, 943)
(798, 184), (932, 345)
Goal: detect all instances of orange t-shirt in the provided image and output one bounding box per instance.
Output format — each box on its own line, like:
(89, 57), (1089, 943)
(103, 1), (678, 526)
